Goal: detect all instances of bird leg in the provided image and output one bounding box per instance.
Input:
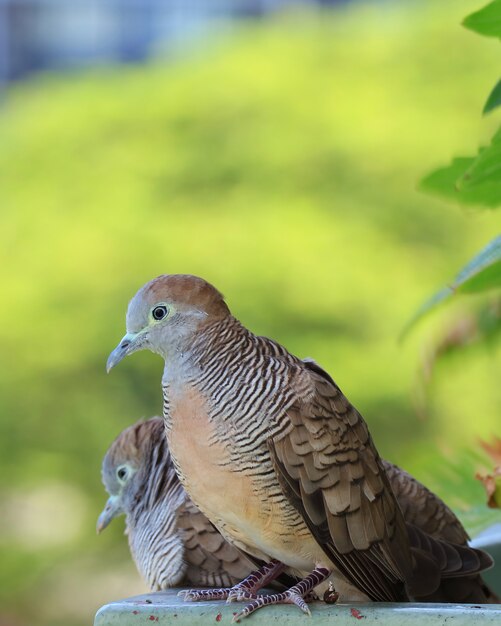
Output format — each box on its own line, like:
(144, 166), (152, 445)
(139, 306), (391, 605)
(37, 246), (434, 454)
(227, 559), (287, 602)
(179, 559), (286, 602)
(232, 566), (331, 622)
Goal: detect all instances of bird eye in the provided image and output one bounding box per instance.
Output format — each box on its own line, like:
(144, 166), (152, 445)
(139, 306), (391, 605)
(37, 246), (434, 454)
(117, 466), (128, 482)
(152, 305), (168, 321)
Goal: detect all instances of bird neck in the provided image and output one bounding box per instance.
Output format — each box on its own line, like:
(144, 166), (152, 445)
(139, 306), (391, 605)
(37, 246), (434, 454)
(161, 315), (248, 386)
(127, 501), (186, 589)
(126, 446), (188, 589)
(161, 314), (300, 446)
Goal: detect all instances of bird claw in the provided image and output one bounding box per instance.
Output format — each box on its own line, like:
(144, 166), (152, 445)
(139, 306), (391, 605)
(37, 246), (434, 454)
(226, 590), (259, 603)
(229, 566), (330, 620)
(178, 588), (230, 601)
(179, 560), (286, 607)
(231, 589), (312, 621)
(284, 590), (312, 615)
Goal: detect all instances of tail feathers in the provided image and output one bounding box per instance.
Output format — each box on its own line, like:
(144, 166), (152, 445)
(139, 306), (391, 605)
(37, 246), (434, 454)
(408, 523), (493, 576)
(406, 523), (495, 600)
(416, 575), (500, 604)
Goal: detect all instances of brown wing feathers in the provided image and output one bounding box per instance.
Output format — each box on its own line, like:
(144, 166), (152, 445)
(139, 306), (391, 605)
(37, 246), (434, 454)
(269, 366), (412, 601)
(269, 439), (409, 601)
(177, 499), (252, 586)
(270, 359), (494, 602)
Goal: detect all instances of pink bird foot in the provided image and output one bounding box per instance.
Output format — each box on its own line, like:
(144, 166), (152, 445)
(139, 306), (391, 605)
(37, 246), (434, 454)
(231, 566), (331, 622)
(179, 559), (285, 602)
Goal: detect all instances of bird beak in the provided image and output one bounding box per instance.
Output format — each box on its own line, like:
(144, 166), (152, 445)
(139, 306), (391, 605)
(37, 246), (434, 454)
(96, 495), (122, 533)
(106, 332), (141, 372)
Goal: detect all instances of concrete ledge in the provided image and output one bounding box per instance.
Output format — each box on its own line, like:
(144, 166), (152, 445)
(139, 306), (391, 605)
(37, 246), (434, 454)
(95, 589), (501, 625)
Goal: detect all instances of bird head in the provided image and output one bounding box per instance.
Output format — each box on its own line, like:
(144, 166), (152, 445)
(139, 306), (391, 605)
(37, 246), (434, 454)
(98, 418), (189, 588)
(106, 274), (230, 372)
(97, 418), (164, 533)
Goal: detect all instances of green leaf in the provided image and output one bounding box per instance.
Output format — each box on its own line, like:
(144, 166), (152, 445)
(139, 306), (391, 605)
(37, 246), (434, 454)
(452, 236), (501, 292)
(420, 157), (476, 203)
(463, 0), (501, 39)
(483, 78), (501, 114)
(458, 126), (501, 191)
(420, 127), (501, 209)
(402, 236), (501, 337)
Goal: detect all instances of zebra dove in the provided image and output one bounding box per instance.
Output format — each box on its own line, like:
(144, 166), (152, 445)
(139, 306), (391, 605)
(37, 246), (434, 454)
(107, 274), (496, 618)
(97, 416), (253, 589)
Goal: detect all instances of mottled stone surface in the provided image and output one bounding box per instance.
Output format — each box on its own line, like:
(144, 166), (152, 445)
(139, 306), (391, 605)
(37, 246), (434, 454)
(95, 588), (501, 626)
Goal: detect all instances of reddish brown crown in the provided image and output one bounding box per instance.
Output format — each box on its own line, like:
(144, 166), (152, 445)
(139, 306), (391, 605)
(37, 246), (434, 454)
(138, 274), (230, 319)
(105, 417), (164, 469)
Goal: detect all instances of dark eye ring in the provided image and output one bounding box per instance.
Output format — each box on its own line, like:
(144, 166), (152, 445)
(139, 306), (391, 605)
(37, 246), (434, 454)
(117, 467), (128, 481)
(152, 305), (168, 321)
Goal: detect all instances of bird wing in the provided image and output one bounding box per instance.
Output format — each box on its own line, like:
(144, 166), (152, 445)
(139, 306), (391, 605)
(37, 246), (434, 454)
(268, 358), (414, 601)
(177, 498), (252, 586)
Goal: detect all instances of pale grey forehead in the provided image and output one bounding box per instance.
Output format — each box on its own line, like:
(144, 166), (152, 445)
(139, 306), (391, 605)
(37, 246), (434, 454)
(101, 452), (119, 491)
(125, 285), (153, 332)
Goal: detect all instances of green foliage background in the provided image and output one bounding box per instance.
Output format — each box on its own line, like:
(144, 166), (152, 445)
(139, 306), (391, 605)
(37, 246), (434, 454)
(411, 0), (501, 328)
(1, 2), (500, 625)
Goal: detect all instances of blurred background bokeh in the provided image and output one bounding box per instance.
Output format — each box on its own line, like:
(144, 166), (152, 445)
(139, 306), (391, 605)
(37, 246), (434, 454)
(1, 0), (500, 624)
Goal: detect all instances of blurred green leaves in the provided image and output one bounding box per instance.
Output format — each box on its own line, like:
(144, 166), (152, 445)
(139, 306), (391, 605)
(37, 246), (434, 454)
(421, 0), (501, 209)
(463, 0), (501, 38)
(420, 157), (477, 205)
(413, 0), (501, 337)
(483, 79), (501, 114)
(403, 237), (501, 334)
(420, 138), (501, 209)
(460, 128), (501, 193)
(453, 237), (501, 293)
